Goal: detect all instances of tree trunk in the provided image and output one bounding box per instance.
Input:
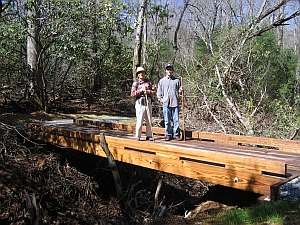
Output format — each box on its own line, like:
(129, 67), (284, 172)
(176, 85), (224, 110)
(132, 0), (147, 80)
(276, 3), (286, 51)
(59, 62), (73, 108)
(27, 0), (45, 110)
(172, 0), (190, 63)
(27, 4), (38, 77)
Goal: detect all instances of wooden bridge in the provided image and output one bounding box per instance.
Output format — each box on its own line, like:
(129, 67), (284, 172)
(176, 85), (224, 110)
(27, 118), (300, 201)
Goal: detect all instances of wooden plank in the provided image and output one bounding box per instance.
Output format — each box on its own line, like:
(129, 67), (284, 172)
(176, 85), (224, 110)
(28, 127), (287, 177)
(195, 131), (300, 153)
(74, 119), (166, 135)
(28, 123), (103, 141)
(73, 119), (300, 153)
(29, 132), (284, 198)
(109, 138), (287, 176)
(29, 124), (288, 176)
(75, 119), (136, 133)
(116, 148), (281, 197)
(28, 121), (300, 201)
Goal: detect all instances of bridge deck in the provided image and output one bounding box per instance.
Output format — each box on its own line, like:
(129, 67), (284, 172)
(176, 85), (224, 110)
(27, 119), (300, 201)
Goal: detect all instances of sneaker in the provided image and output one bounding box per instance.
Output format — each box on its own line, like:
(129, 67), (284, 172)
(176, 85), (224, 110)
(165, 136), (171, 141)
(146, 137), (153, 141)
(175, 136), (182, 141)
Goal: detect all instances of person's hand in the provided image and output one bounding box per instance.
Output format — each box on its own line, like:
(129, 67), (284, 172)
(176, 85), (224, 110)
(180, 86), (184, 92)
(142, 86), (146, 93)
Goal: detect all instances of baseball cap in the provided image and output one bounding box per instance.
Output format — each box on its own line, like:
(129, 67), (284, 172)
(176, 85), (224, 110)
(165, 63), (173, 69)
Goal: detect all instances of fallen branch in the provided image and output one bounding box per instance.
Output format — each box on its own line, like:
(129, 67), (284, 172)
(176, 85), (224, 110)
(24, 191), (42, 225)
(152, 179), (163, 216)
(99, 132), (134, 221)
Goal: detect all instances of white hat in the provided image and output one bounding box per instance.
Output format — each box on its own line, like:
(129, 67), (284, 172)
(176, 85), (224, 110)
(136, 67), (146, 74)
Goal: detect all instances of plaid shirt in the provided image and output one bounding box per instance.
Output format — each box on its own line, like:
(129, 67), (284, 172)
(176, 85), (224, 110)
(131, 79), (156, 98)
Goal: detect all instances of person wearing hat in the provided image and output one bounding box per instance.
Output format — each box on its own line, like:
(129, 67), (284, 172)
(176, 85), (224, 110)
(131, 66), (156, 141)
(157, 63), (183, 141)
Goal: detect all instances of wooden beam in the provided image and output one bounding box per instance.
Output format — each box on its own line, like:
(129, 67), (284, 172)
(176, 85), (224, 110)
(29, 127), (287, 177)
(29, 130), (287, 199)
(29, 121), (300, 200)
(73, 119), (300, 153)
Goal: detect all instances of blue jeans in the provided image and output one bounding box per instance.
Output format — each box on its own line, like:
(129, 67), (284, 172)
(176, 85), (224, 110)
(162, 104), (180, 138)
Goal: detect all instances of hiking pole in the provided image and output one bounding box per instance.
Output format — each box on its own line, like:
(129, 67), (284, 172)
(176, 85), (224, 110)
(181, 76), (186, 141)
(145, 90), (155, 141)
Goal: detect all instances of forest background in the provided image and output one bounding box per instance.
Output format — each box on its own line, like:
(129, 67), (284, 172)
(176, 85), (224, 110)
(1, 0), (300, 139)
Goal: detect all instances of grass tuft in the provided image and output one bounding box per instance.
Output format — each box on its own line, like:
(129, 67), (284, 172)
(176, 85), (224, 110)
(216, 200), (299, 225)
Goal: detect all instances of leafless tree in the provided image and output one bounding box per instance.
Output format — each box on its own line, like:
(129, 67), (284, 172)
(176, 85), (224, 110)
(181, 0), (299, 135)
(172, 0), (190, 63)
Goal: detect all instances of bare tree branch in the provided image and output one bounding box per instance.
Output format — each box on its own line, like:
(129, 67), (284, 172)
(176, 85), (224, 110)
(172, 0), (190, 63)
(248, 11), (300, 39)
